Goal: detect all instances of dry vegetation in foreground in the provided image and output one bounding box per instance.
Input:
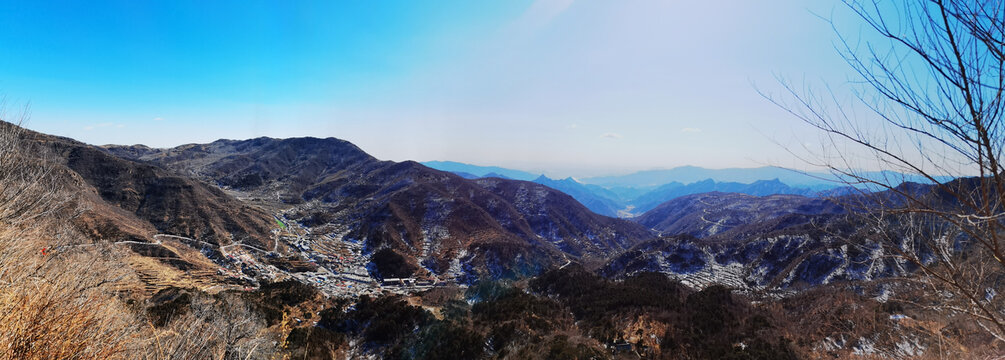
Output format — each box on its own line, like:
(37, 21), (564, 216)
(0, 226), (138, 360)
(0, 117), (285, 359)
(0, 114), (138, 358)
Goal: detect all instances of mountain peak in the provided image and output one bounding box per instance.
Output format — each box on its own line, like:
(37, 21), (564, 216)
(482, 172), (513, 180)
(692, 178), (716, 185)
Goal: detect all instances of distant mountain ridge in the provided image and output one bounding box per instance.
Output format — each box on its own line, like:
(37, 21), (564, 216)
(582, 166), (956, 191)
(627, 178), (817, 214)
(530, 175), (624, 217)
(422, 162), (629, 217)
(421, 161), (538, 181)
(422, 161), (954, 218)
(423, 162), (831, 217)
(583, 165), (838, 188)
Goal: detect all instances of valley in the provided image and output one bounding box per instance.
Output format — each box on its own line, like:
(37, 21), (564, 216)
(4, 1), (1003, 358)
(0, 121), (999, 359)
(94, 134), (1003, 357)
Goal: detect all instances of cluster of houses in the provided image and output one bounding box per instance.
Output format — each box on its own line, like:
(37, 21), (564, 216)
(380, 277), (439, 288)
(242, 215), (464, 297)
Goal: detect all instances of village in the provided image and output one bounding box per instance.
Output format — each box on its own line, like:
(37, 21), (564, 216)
(209, 213), (457, 298)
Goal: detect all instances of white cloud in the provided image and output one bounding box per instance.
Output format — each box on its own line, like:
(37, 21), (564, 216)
(566, 123), (579, 129)
(601, 132), (622, 139)
(681, 127), (702, 133)
(153, 117), (164, 121)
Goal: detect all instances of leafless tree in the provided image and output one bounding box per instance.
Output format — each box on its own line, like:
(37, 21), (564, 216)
(0, 103), (67, 227)
(0, 103), (141, 359)
(142, 293), (275, 360)
(763, 0), (1005, 342)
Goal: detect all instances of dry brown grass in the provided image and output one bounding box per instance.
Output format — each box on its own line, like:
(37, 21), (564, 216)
(0, 113), (142, 359)
(138, 292), (278, 360)
(0, 228), (139, 360)
(0, 112), (289, 359)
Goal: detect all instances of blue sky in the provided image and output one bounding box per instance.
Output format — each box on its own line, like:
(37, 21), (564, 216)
(1, 0), (877, 177)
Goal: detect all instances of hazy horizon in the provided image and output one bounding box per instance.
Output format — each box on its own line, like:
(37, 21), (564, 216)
(419, 160), (811, 180)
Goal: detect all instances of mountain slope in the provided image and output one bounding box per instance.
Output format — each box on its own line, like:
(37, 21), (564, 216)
(634, 192), (842, 237)
(109, 137), (653, 280)
(28, 130), (276, 249)
(107, 137), (377, 204)
(608, 189), (952, 290)
(628, 178), (817, 214)
(0, 121), (281, 298)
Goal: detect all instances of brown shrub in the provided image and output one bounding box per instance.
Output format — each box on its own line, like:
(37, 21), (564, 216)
(0, 116), (138, 359)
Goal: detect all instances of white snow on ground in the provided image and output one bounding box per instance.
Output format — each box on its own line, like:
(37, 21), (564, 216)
(815, 335), (846, 352)
(631, 247), (752, 290)
(418, 196), (450, 271)
(748, 261), (773, 285)
(673, 258), (750, 290)
(446, 249), (470, 280)
(893, 336), (925, 357)
(821, 244), (849, 284)
(814, 333), (926, 358)
(874, 284), (892, 303)
(511, 184), (549, 216)
(852, 337), (877, 356)
(863, 244), (886, 281)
